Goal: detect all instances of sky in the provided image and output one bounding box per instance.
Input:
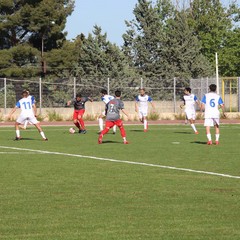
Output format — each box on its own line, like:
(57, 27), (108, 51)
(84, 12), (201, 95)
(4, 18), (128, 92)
(64, 0), (234, 46)
(64, 0), (138, 46)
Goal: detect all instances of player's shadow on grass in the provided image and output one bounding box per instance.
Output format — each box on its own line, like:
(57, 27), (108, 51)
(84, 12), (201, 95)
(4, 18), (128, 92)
(130, 130), (144, 132)
(191, 141), (207, 145)
(13, 138), (39, 141)
(174, 132), (192, 134)
(102, 140), (122, 144)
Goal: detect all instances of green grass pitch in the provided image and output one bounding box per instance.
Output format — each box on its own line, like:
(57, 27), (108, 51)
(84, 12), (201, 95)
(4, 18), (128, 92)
(0, 124), (240, 240)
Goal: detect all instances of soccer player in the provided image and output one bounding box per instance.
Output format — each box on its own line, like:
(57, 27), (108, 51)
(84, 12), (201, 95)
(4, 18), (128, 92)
(20, 90), (36, 130)
(98, 89), (116, 134)
(67, 93), (93, 134)
(135, 88), (155, 132)
(201, 84), (226, 145)
(98, 90), (129, 144)
(8, 90), (48, 141)
(180, 87), (200, 134)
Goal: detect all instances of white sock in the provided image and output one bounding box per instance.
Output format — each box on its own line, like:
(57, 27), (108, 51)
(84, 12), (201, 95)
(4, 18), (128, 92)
(191, 123), (197, 132)
(23, 120), (28, 128)
(216, 134), (220, 141)
(144, 120), (148, 129)
(207, 134), (211, 141)
(123, 137), (126, 142)
(113, 125), (116, 133)
(40, 131), (46, 139)
(16, 130), (20, 138)
(99, 118), (103, 131)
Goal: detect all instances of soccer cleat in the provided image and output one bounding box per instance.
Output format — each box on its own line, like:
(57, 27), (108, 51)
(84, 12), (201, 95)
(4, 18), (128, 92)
(43, 138), (48, 141)
(144, 129), (148, 132)
(81, 130), (87, 134)
(207, 140), (212, 145)
(98, 135), (103, 144)
(113, 131), (116, 135)
(195, 131), (199, 134)
(124, 141), (129, 144)
(78, 129), (82, 133)
(14, 137), (21, 141)
(215, 141), (219, 145)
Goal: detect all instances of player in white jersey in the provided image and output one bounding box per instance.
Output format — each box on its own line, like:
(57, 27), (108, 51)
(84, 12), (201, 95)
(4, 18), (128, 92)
(8, 90), (48, 141)
(20, 90), (36, 130)
(180, 87), (200, 134)
(135, 88), (155, 132)
(98, 89), (116, 134)
(201, 84), (226, 145)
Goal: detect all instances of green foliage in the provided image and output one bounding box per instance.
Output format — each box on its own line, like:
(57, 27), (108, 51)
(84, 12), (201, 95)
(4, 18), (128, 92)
(47, 110), (63, 121)
(147, 111), (160, 120)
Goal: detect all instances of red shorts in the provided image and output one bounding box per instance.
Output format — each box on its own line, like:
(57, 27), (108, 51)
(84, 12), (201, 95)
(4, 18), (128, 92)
(73, 109), (85, 120)
(105, 119), (123, 128)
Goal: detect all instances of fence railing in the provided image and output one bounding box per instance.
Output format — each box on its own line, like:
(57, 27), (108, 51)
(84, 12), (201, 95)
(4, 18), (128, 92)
(0, 76), (239, 114)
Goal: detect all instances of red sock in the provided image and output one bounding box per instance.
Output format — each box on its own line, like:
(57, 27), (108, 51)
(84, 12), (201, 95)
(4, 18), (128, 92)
(74, 122), (80, 129)
(119, 125), (126, 138)
(78, 118), (85, 129)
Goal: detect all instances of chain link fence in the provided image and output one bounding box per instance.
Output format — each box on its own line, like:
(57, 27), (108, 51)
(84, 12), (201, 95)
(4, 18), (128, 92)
(1, 76), (239, 114)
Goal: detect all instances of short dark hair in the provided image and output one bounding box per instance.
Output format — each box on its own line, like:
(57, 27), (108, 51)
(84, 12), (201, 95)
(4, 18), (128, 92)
(115, 90), (121, 97)
(185, 87), (191, 93)
(76, 93), (82, 98)
(100, 89), (107, 95)
(209, 84), (217, 92)
(22, 90), (28, 95)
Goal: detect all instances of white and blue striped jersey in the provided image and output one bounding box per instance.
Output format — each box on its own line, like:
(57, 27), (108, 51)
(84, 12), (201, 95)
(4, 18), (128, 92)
(16, 97), (35, 117)
(101, 94), (115, 105)
(183, 94), (198, 112)
(201, 92), (224, 118)
(136, 95), (152, 110)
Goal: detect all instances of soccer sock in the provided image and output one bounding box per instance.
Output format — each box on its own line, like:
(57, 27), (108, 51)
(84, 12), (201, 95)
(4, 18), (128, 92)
(99, 118), (103, 131)
(207, 134), (212, 141)
(144, 120), (148, 129)
(101, 127), (110, 136)
(79, 118), (85, 129)
(119, 126), (126, 138)
(191, 124), (197, 132)
(40, 131), (46, 139)
(216, 134), (220, 141)
(123, 137), (127, 142)
(23, 120), (28, 129)
(113, 125), (116, 133)
(16, 130), (20, 138)
(74, 122), (80, 129)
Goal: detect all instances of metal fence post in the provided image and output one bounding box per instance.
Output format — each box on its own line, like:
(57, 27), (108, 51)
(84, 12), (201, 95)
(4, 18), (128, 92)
(140, 78), (143, 88)
(4, 78), (7, 114)
(107, 78), (110, 95)
(73, 77), (76, 97)
(173, 77), (176, 113)
(39, 77), (42, 114)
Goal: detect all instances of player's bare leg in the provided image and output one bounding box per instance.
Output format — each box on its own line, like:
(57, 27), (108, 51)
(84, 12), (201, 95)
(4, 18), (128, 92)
(143, 116), (148, 132)
(206, 126), (212, 145)
(14, 122), (21, 140)
(215, 123), (220, 145)
(34, 123), (48, 140)
(189, 119), (198, 134)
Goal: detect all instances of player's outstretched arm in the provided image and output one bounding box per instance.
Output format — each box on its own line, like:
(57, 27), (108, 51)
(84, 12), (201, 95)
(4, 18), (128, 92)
(8, 107), (17, 120)
(121, 109), (129, 119)
(220, 104), (226, 118)
(135, 102), (138, 112)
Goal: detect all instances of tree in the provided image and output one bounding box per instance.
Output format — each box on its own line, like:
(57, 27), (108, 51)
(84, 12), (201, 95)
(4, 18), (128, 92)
(187, 0), (240, 67)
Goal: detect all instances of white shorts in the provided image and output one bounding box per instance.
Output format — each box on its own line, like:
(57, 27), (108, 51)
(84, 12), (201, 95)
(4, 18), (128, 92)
(138, 109), (148, 118)
(16, 115), (39, 125)
(204, 118), (220, 127)
(185, 110), (196, 120)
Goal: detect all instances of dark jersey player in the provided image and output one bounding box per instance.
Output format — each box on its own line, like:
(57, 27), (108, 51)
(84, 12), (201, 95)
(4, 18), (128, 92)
(98, 90), (129, 144)
(67, 93), (93, 134)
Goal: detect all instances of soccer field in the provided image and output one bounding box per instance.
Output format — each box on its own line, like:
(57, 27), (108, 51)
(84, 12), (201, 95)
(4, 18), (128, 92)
(0, 124), (240, 240)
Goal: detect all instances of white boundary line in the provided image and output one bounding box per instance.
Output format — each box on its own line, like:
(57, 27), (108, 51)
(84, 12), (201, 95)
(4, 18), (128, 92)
(0, 145), (240, 179)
